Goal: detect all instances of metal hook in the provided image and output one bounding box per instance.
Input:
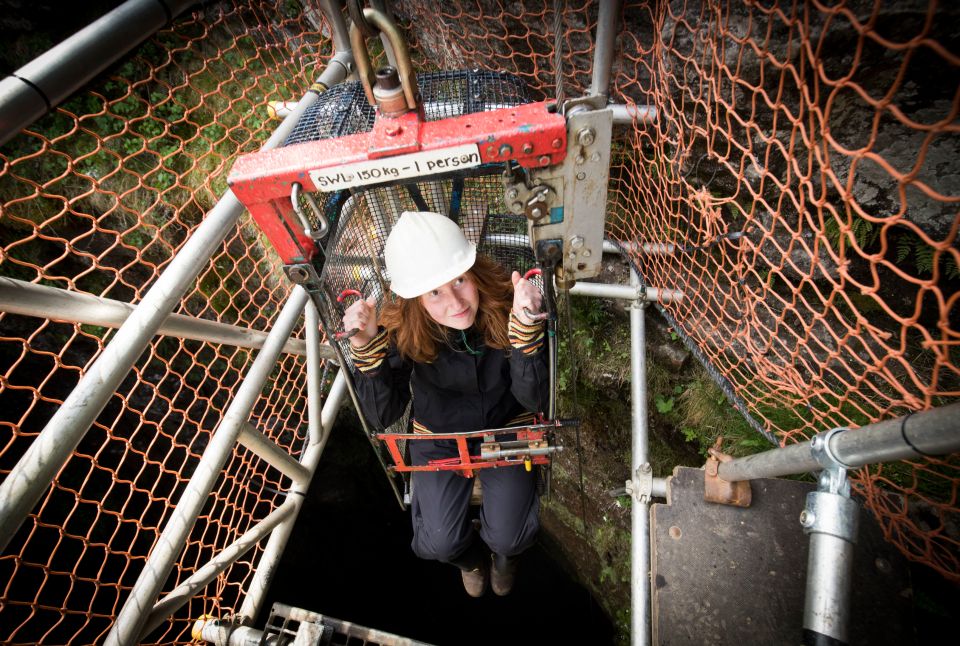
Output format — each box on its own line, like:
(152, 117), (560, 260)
(348, 7), (419, 112)
(291, 182), (329, 240)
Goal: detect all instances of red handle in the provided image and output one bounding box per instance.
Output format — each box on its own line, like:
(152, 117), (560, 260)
(518, 268), (548, 321)
(337, 289), (362, 303)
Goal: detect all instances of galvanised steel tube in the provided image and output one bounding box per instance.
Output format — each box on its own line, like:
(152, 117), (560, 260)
(237, 422), (311, 486)
(0, 55), (351, 557)
(236, 302), (341, 622)
(610, 103), (657, 125)
(318, 0), (352, 54)
(0, 0), (195, 147)
(569, 281), (684, 304)
(107, 287), (310, 646)
(0, 276), (319, 358)
(802, 492), (858, 644)
(717, 402), (960, 482)
(629, 267), (651, 646)
(140, 499), (298, 638)
(589, 0), (622, 100)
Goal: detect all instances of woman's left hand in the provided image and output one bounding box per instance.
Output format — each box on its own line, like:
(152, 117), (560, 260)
(511, 271), (544, 325)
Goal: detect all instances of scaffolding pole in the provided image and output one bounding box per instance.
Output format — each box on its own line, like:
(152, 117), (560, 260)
(236, 303), (347, 624)
(0, 0), (195, 147)
(0, 53), (352, 557)
(0, 276), (327, 358)
(570, 264), (667, 646)
(589, 0), (622, 100)
(716, 403), (960, 482)
(107, 287), (309, 646)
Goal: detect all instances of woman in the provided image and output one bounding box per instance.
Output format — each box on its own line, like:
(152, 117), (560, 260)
(342, 210), (549, 597)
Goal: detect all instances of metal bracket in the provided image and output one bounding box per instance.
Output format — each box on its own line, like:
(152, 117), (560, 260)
(809, 426), (853, 497)
(501, 95), (613, 286)
(801, 427), (858, 541)
(703, 438), (752, 507)
(625, 462), (653, 504)
(283, 263), (323, 293)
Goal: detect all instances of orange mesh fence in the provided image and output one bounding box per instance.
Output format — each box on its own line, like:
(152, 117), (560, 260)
(393, 0), (959, 580)
(1, 1), (959, 644)
(0, 2), (332, 643)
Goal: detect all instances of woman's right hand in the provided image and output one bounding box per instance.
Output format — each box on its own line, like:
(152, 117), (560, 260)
(342, 296), (379, 347)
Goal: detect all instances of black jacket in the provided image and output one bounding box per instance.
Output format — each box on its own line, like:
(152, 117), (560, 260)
(352, 327), (549, 433)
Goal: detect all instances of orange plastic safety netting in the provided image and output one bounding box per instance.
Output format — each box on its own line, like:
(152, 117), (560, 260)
(0, 2), (332, 643)
(1, 1), (959, 644)
(393, 0), (959, 580)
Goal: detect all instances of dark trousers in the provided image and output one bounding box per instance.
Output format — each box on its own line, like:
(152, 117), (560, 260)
(408, 439), (540, 565)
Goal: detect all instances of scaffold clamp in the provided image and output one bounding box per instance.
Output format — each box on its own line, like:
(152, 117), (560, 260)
(703, 437), (752, 507)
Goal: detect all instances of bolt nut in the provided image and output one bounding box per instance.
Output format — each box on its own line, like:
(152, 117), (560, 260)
(577, 127), (596, 146)
(511, 201), (524, 213)
(507, 188), (519, 199)
(576, 171), (586, 180)
(874, 557), (892, 574)
(576, 155), (585, 165)
(499, 143), (513, 157)
(538, 155), (550, 166)
(522, 142), (534, 154)
(569, 235), (585, 250)
(799, 510), (815, 528)
(530, 207), (543, 219)
(288, 266), (309, 284)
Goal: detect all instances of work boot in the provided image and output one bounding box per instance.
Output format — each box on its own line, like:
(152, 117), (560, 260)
(460, 560), (488, 598)
(490, 553), (518, 596)
(450, 541), (488, 598)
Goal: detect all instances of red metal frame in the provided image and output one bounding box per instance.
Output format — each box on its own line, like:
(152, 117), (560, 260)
(227, 102), (567, 264)
(377, 425), (555, 479)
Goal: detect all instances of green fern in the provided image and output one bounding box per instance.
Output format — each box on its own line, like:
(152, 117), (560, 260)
(895, 233), (960, 279)
(823, 216), (878, 252)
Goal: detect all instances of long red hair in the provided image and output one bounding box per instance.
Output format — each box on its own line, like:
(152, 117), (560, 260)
(379, 255), (513, 363)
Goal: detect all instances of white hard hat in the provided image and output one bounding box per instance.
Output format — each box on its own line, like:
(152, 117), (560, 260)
(384, 211), (477, 298)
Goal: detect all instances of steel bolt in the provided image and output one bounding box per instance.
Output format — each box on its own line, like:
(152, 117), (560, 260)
(530, 207), (543, 219)
(499, 144), (513, 157)
(511, 201), (524, 213)
(576, 171), (586, 180)
(799, 510), (815, 528)
(582, 249), (592, 257)
(538, 155), (550, 166)
(521, 142), (534, 154)
(590, 152), (601, 162)
(576, 155), (585, 165)
(552, 138), (563, 149)
(507, 188), (519, 199)
(577, 127), (596, 146)
(569, 236), (585, 250)
(385, 123), (402, 137)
